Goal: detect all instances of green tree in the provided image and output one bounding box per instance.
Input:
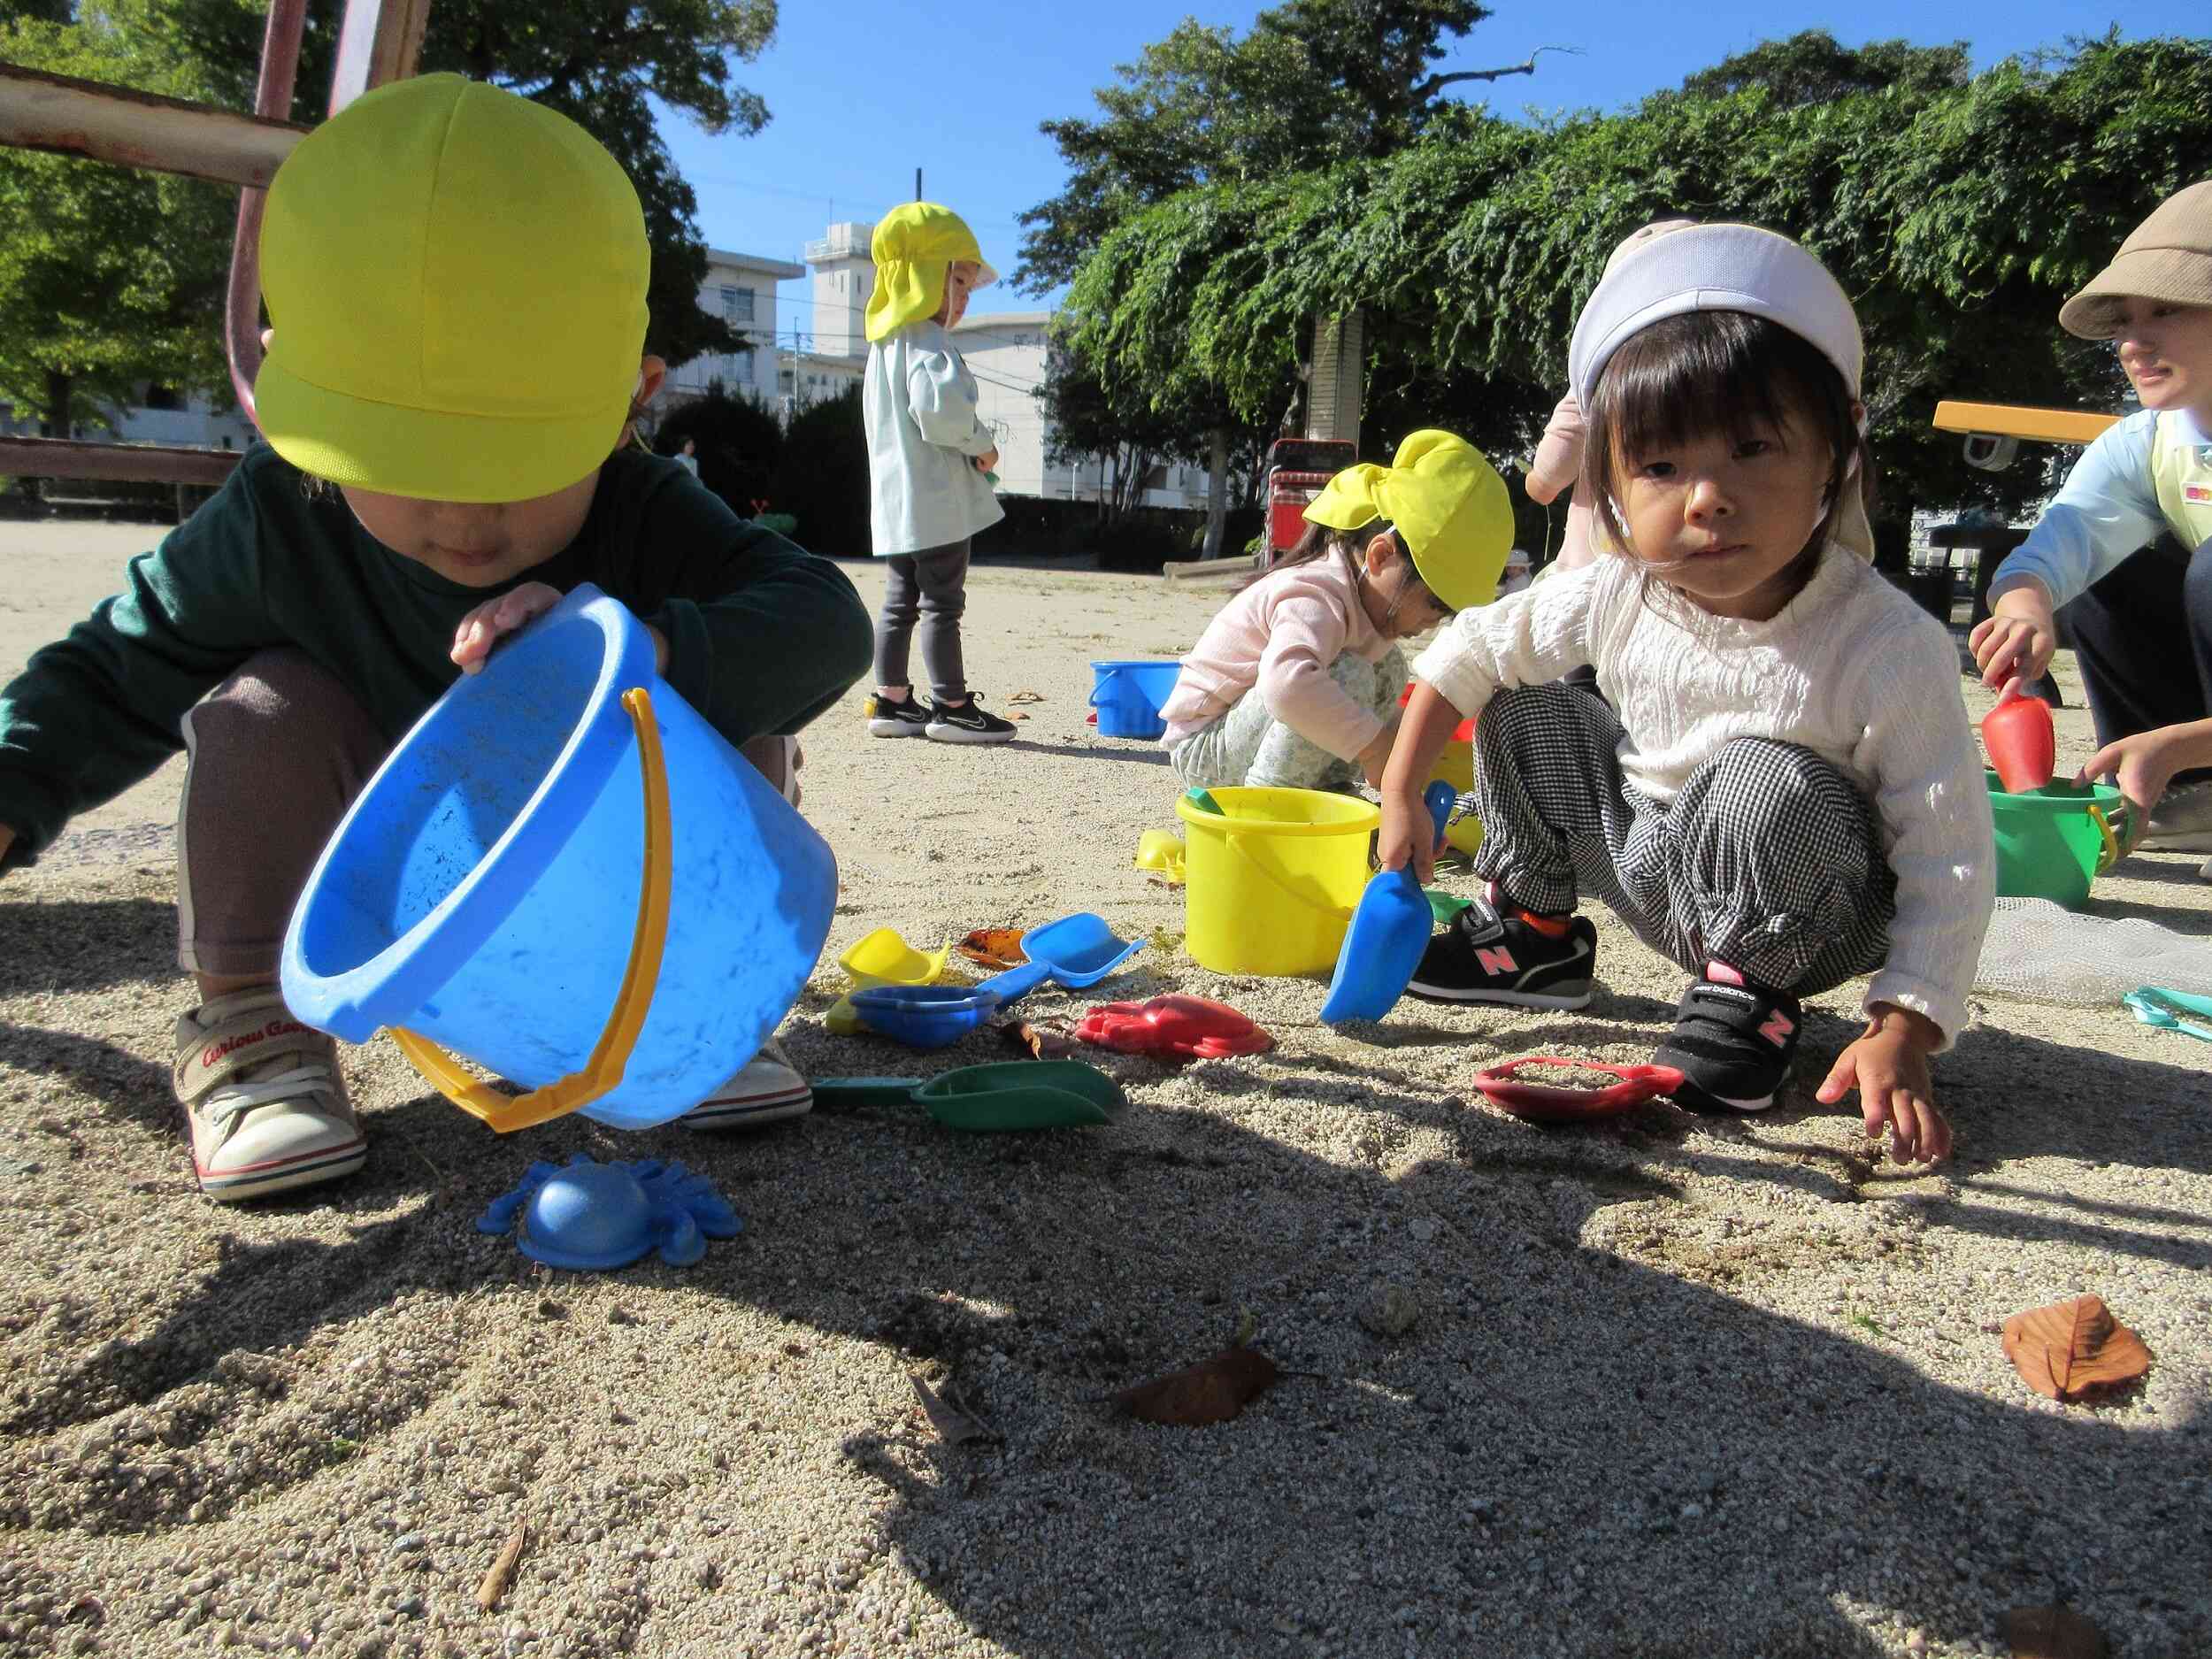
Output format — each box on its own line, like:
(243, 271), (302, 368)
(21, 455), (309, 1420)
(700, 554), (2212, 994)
(165, 0), (780, 371)
(766, 384), (868, 557)
(0, 0), (234, 434)
(653, 388), (782, 515)
(1674, 30), (1970, 107)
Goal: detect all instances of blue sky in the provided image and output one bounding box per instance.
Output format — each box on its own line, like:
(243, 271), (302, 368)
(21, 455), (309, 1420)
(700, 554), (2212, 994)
(654, 2), (2201, 337)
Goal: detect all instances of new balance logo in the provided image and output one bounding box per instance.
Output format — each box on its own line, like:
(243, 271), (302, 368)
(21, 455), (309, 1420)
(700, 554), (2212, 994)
(1475, 947), (1519, 976)
(1757, 1010), (1795, 1047)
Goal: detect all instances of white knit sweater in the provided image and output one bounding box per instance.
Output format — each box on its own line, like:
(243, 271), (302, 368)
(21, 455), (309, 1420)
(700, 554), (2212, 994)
(1411, 548), (1994, 1044)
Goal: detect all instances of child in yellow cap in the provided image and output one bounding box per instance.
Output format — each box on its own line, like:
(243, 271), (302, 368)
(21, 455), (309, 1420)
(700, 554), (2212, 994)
(1973, 180), (2212, 873)
(859, 204), (1017, 743)
(0, 75), (872, 1202)
(1159, 430), (1511, 792)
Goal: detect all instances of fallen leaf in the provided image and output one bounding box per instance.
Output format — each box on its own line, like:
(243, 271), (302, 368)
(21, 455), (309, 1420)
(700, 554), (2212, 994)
(957, 928), (1028, 970)
(910, 1373), (1001, 1447)
(1006, 710), (1028, 721)
(1114, 1346), (1279, 1426)
(2002, 1604), (2109, 1658)
(1006, 689), (1046, 704)
(476, 1518), (529, 1611)
(2001, 1295), (2151, 1401)
(993, 1017), (1079, 1061)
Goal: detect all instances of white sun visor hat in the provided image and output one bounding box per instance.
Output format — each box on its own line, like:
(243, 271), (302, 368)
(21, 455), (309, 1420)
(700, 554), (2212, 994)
(1567, 223), (1863, 419)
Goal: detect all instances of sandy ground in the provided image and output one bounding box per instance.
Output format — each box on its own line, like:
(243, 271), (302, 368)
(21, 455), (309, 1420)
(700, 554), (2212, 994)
(1, 519), (2208, 1659)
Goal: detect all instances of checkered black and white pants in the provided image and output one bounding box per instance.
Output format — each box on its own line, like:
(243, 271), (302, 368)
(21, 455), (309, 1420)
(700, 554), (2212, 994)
(1469, 684), (1893, 996)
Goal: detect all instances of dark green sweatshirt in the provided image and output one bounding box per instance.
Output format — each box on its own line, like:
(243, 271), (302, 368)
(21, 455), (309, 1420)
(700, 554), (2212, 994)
(0, 442), (872, 869)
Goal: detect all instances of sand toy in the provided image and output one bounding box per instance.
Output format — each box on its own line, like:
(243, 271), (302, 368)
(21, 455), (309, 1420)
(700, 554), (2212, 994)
(1471, 1057), (1683, 1123)
(974, 912), (1148, 1005)
(1319, 780), (1457, 1024)
(839, 927), (954, 990)
(812, 1059), (1123, 1131)
(1074, 995), (1272, 1060)
(848, 983), (1003, 1048)
(475, 1154), (741, 1269)
(1983, 680), (2056, 795)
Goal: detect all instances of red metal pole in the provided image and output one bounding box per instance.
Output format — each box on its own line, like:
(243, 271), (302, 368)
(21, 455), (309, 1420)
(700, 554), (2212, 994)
(224, 0), (307, 431)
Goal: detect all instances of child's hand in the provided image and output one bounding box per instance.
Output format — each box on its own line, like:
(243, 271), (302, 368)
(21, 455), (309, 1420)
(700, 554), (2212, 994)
(974, 447), (1000, 474)
(2078, 719), (2212, 849)
(1375, 780), (1435, 887)
(450, 583), (565, 674)
(1969, 586), (2056, 688)
(1815, 1003), (1952, 1166)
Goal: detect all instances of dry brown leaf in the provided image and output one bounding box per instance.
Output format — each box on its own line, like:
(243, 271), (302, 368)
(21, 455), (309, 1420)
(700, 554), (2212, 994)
(909, 1373), (999, 1447)
(1113, 1347), (1279, 1426)
(957, 927), (1028, 970)
(2003, 1604), (2110, 1658)
(2001, 1295), (2151, 1401)
(993, 1016), (1079, 1061)
(1006, 689), (1046, 704)
(476, 1518), (529, 1611)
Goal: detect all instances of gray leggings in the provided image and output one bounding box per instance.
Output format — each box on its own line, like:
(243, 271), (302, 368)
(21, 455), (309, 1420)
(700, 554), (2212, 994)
(873, 540), (971, 702)
(1168, 648), (1409, 791)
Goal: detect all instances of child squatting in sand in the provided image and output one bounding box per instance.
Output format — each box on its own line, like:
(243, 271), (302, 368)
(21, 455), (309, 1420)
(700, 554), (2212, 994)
(1379, 225), (1994, 1165)
(0, 76), (873, 1201)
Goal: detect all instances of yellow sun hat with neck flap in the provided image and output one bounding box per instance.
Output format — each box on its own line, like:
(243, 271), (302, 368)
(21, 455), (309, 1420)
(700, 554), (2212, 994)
(254, 73), (650, 504)
(864, 203), (998, 343)
(1302, 430), (1513, 614)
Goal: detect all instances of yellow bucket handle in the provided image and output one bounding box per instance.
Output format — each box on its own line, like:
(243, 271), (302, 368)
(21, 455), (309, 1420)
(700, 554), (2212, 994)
(389, 687), (673, 1134)
(2087, 801), (2125, 874)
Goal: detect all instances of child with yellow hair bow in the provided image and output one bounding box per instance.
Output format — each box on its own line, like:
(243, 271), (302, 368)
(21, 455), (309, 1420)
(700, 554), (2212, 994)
(859, 204), (1016, 744)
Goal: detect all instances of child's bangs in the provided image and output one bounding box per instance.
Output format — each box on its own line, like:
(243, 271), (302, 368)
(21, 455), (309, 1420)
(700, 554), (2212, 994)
(1597, 311), (1822, 467)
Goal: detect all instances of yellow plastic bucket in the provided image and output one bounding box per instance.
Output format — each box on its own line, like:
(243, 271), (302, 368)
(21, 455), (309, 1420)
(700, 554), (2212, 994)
(1175, 787), (1379, 975)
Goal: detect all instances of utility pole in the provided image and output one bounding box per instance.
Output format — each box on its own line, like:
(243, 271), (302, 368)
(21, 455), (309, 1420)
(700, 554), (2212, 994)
(914, 167), (922, 203)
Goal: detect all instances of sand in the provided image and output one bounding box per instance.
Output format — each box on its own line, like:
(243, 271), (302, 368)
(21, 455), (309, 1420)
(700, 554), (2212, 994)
(0, 520), (2207, 1659)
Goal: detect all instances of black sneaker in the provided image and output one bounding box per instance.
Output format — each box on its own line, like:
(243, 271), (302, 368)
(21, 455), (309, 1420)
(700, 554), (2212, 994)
(925, 695), (1017, 744)
(1404, 895), (1596, 1010)
(1650, 964), (1802, 1114)
(865, 691), (931, 738)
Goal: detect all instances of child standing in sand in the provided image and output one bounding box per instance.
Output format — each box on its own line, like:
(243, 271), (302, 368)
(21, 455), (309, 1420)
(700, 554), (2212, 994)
(0, 76), (872, 1201)
(1159, 431), (1511, 792)
(1379, 227), (1992, 1164)
(860, 204), (1016, 744)
(1972, 180), (2212, 870)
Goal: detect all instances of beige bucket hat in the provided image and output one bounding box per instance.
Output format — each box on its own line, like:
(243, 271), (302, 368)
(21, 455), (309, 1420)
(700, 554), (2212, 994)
(2059, 180), (2212, 340)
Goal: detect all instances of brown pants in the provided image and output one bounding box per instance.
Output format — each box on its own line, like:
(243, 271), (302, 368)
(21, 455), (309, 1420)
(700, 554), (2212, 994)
(175, 649), (798, 979)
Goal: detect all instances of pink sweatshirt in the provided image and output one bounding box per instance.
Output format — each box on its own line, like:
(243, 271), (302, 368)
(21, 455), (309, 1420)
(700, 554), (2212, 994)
(1159, 549), (1396, 760)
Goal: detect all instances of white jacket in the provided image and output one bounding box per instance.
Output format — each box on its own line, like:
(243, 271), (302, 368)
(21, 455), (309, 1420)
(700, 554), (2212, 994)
(863, 320), (1005, 556)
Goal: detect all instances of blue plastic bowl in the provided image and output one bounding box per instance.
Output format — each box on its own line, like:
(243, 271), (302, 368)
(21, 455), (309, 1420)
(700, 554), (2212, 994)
(849, 983), (1004, 1048)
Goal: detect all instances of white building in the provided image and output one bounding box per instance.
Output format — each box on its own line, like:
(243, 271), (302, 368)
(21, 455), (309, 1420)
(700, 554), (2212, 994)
(662, 247), (806, 406)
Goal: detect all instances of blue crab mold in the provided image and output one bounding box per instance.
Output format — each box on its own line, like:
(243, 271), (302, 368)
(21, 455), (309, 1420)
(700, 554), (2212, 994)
(476, 1154), (741, 1270)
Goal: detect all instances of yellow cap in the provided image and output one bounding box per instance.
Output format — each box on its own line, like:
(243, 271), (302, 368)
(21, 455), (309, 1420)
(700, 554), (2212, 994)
(864, 203), (997, 343)
(1303, 430), (1512, 613)
(254, 74), (649, 503)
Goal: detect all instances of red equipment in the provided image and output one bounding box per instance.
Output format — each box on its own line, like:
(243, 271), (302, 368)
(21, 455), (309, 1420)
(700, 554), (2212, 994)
(1261, 436), (1357, 573)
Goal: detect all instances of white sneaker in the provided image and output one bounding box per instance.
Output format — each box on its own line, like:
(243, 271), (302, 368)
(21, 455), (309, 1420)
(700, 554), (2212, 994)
(680, 1040), (812, 1131)
(2139, 780), (2212, 852)
(174, 988), (365, 1202)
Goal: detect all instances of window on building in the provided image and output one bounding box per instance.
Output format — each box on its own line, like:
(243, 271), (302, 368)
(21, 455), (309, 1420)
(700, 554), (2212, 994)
(719, 285), (756, 324)
(729, 352), (753, 384)
(144, 384), (184, 411)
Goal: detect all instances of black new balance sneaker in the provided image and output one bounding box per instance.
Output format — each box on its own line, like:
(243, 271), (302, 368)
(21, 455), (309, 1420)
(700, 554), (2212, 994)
(1649, 963), (1803, 1114)
(1405, 895), (1597, 1010)
(865, 691), (932, 738)
(926, 695), (1018, 744)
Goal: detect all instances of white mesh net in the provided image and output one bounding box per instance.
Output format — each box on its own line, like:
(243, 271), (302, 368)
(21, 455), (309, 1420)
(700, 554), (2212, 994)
(1974, 898), (2212, 1005)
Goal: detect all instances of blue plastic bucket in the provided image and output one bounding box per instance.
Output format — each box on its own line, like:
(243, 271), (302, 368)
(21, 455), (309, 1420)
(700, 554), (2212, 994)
(1089, 660), (1182, 740)
(280, 584), (837, 1132)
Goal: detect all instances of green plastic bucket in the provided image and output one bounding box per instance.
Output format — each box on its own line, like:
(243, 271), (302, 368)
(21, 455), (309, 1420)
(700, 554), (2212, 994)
(1985, 771), (2124, 911)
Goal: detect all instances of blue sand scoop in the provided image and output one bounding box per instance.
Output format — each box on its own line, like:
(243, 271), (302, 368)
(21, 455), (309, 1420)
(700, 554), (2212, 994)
(476, 1155), (741, 1270)
(1318, 781), (1458, 1025)
(973, 911), (1148, 1007)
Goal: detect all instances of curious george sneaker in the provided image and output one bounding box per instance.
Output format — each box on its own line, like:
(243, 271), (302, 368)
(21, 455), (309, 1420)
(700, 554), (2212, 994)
(174, 988), (365, 1202)
(925, 695), (1017, 744)
(1649, 964), (1803, 1114)
(1405, 895), (1596, 1010)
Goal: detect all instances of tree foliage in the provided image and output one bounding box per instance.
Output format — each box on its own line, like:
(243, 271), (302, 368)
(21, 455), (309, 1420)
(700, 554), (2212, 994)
(1673, 30), (1969, 107)
(0, 0), (235, 432)
(1048, 32), (2212, 531)
(165, 0), (780, 370)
